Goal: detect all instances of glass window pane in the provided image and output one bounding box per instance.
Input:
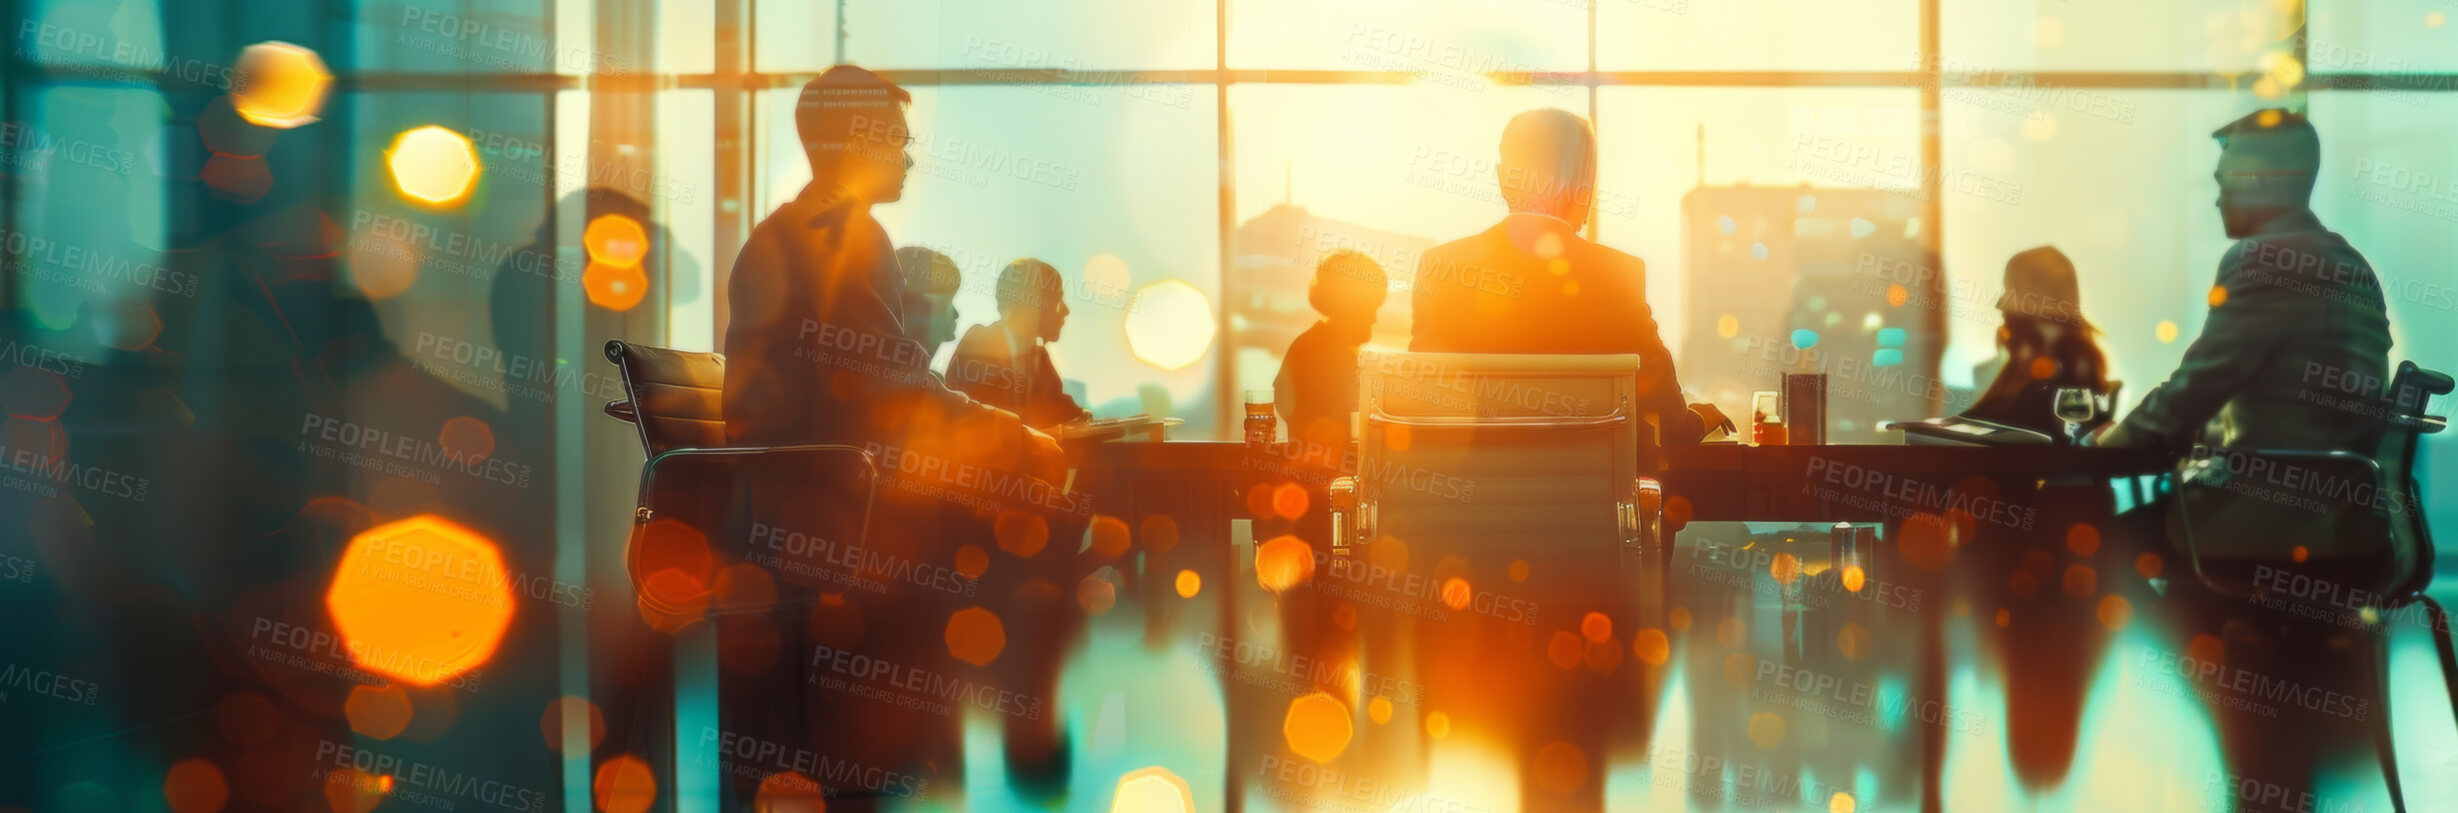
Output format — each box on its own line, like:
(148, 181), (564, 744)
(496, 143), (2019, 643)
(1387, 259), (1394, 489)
(2309, 92), (2458, 388)
(364, 0), (561, 73)
(1230, 0), (1586, 72)
(2310, 0), (2458, 75)
(1941, 0), (2291, 73)
(1227, 84), (1578, 397)
(755, 0), (841, 72)
(842, 0), (1214, 70)
(1941, 90), (2258, 416)
(758, 85), (1223, 429)
(18, 0), (165, 68)
(1599, 0), (1917, 70)
(656, 90), (717, 351)
(1594, 88), (1924, 430)
(657, 0), (714, 73)
(13, 87), (170, 332)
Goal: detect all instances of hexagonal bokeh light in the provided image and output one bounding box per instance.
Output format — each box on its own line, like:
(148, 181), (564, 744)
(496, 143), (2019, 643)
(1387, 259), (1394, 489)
(387, 126), (481, 207)
(324, 515), (514, 686)
(1123, 279), (1215, 371)
(1282, 691), (1353, 763)
(1109, 766), (1195, 813)
(232, 41), (332, 128)
(584, 214), (649, 268)
(583, 262), (650, 311)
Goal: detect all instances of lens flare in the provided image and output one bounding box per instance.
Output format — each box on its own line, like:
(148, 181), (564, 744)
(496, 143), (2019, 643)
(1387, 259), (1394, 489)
(324, 515), (513, 685)
(1124, 279), (1215, 371)
(388, 126), (482, 206)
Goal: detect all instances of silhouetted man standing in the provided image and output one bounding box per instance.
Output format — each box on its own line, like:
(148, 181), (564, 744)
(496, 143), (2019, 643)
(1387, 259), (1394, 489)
(1410, 108), (1725, 445)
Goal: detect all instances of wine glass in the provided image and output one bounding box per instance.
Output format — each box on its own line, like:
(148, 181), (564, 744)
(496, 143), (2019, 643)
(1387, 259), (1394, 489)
(2053, 387), (2098, 445)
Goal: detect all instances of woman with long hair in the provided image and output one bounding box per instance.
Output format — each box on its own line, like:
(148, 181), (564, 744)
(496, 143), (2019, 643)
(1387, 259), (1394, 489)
(1964, 245), (2111, 435)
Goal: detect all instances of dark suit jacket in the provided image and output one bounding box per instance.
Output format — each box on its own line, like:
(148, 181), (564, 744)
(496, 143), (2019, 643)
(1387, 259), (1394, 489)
(2107, 209), (2394, 559)
(1408, 214), (1706, 444)
(722, 184), (988, 447)
(947, 322), (1088, 430)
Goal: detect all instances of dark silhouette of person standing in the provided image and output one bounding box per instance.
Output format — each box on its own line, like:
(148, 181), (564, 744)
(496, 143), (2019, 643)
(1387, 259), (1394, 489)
(1274, 249), (1387, 452)
(948, 258), (1093, 429)
(1962, 245), (2111, 435)
(1410, 108), (1727, 446)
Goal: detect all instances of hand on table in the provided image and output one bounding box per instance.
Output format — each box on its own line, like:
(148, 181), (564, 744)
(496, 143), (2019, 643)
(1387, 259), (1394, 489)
(1689, 402), (1737, 438)
(1022, 426), (1068, 485)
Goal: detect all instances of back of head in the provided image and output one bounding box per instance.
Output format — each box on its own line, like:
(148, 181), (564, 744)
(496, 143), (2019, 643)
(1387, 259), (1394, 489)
(2212, 108), (2319, 212)
(995, 258), (1064, 315)
(1309, 250), (1388, 322)
(1996, 245), (2087, 329)
(896, 246), (962, 298)
(1498, 108), (1598, 219)
(796, 65), (911, 171)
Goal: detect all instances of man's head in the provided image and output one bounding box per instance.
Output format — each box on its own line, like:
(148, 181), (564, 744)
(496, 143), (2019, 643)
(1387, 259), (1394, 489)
(797, 65), (914, 204)
(1497, 108), (1599, 224)
(895, 246), (962, 353)
(2211, 109), (2319, 238)
(1310, 250), (1388, 325)
(995, 258), (1069, 343)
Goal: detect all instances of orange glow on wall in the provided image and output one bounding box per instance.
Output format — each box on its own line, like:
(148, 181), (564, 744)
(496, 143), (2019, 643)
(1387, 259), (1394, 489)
(322, 767), (391, 813)
(1175, 570), (1202, 598)
(324, 515), (514, 686)
(388, 126), (482, 206)
(754, 771), (826, 812)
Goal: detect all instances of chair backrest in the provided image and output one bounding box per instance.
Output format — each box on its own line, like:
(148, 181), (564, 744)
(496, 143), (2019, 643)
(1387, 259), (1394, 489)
(605, 340), (727, 456)
(1354, 352), (1649, 565)
(2378, 361), (2453, 602)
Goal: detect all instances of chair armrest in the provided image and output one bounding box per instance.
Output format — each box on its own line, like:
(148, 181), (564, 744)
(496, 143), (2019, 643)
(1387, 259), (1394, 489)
(1329, 476), (1360, 559)
(604, 399), (639, 424)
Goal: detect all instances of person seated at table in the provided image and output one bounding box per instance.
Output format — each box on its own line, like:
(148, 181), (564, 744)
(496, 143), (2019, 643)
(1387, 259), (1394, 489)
(1274, 249), (1387, 452)
(2090, 108), (2394, 811)
(895, 246), (963, 363)
(1410, 107), (1729, 444)
(949, 258), (1094, 430)
(1961, 245), (2110, 436)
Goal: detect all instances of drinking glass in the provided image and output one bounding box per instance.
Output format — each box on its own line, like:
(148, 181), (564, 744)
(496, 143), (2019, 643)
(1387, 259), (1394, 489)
(2053, 387), (2098, 445)
(1244, 390), (1278, 446)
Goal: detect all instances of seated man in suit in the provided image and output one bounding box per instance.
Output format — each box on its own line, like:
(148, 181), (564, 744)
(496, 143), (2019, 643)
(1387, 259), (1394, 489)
(2092, 108), (2394, 813)
(1410, 107), (1728, 446)
(949, 258), (1094, 429)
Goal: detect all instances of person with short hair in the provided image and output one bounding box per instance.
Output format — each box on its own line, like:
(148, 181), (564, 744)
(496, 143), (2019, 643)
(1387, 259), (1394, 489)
(1410, 107), (1728, 445)
(1274, 249), (1388, 451)
(948, 258), (1094, 429)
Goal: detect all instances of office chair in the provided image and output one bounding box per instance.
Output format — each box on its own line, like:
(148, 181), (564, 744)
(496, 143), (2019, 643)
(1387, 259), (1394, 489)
(2175, 360), (2453, 811)
(1326, 351), (1666, 807)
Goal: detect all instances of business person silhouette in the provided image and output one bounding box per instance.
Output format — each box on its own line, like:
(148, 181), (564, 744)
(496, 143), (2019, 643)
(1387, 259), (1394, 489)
(1410, 108), (1728, 445)
(948, 258), (1094, 429)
